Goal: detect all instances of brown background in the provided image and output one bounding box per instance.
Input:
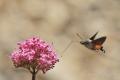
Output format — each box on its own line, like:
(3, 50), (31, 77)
(0, 0), (120, 80)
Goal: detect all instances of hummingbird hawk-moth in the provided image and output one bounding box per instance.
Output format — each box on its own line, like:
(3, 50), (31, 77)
(77, 32), (106, 53)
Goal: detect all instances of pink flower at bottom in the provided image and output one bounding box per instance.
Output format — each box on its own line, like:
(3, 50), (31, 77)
(10, 37), (59, 73)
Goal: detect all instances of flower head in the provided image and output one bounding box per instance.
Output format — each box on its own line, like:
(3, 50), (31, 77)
(10, 37), (59, 73)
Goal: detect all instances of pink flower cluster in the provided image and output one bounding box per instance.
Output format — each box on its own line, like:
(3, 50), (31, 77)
(10, 37), (59, 73)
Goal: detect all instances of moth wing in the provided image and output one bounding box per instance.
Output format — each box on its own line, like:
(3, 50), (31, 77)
(90, 32), (98, 40)
(92, 36), (106, 45)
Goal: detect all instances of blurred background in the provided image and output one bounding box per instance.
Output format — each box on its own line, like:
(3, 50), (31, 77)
(0, 0), (120, 80)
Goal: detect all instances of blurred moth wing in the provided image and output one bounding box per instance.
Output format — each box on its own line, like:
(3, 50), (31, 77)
(92, 36), (106, 45)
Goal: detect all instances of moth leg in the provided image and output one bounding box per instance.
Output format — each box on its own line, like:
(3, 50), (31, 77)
(100, 47), (105, 53)
(95, 49), (99, 53)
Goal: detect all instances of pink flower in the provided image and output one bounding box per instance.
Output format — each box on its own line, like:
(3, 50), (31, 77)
(10, 37), (59, 73)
